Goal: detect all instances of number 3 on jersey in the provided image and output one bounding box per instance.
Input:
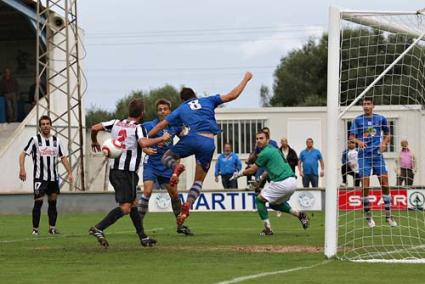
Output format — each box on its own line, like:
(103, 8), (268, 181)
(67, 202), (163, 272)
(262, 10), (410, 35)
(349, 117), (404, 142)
(188, 100), (202, 110)
(117, 129), (127, 149)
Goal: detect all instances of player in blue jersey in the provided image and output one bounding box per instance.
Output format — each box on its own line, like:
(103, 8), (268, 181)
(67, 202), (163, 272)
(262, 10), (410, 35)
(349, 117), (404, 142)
(139, 99), (193, 236)
(349, 97), (397, 228)
(148, 72), (253, 225)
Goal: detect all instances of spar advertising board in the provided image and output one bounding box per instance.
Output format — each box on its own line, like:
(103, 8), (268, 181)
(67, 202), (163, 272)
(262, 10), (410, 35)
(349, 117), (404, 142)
(338, 187), (425, 210)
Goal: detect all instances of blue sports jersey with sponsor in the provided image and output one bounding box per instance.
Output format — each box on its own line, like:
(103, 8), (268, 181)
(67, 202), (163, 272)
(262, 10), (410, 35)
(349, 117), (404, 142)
(165, 95), (223, 135)
(143, 118), (181, 170)
(349, 113), (389, 156)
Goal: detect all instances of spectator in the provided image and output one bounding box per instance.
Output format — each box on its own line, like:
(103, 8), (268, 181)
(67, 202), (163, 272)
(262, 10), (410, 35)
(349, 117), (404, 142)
(396, 139), (416, 186)
(279, 137), (298, 174)
(341, 140), (360, 187)
(215, 143), (242, 189)
(0, 68), (19, 122)
(298, 138), (324, 188)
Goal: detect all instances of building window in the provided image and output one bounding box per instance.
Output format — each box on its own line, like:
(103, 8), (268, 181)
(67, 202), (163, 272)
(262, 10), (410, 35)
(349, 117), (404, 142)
(345, 119), (396, 153)
(216, 119), (266, 154)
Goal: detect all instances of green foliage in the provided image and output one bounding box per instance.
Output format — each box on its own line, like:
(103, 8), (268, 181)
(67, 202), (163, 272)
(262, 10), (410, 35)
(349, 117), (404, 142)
(270, 35), (328, 107)
(85, 107), (114, 128)
(259, 85), (271, 107)
(86, 85), (180, 127)
(270, 28), (425, 107)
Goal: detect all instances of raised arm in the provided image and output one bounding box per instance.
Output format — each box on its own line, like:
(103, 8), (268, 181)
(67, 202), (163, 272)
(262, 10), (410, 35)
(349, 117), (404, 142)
(139, 132), (171, 148)
(148, 119), (169, 138)
(220, 72), (253, 103)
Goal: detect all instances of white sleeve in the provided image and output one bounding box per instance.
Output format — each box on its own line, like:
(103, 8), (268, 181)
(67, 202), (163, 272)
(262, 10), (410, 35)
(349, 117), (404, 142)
(101, 119), (117, 133)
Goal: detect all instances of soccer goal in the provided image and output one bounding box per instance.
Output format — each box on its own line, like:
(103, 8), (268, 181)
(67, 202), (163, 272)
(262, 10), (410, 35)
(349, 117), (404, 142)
(325, 6), (425, 263)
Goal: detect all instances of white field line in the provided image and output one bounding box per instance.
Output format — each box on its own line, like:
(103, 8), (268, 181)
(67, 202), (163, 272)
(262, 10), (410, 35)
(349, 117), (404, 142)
(0, 227), (164, 244)
(214, 260), (331, 284)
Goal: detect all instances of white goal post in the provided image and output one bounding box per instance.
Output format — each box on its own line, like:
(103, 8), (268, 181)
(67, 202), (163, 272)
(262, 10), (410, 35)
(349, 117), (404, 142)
(325, 6), (425, 262)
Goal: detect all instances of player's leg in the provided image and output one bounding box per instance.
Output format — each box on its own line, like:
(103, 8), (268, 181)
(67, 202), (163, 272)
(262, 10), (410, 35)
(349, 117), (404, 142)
(374, 154), (396, 226)
(124, 171), (155, 246)
(177, 164), (207, 225)
(161, 137), (193, 187)
(32, 180), (46, 235)
(359, 156), (375, 227)
(89, 170), (130, 248)
(255, 193), (273, 235)
(265, 177), (310, 230)
(164, 181), (194, 236)
(138, 166), (155, 224)
(177, 136), (215, 225)
(46, 181), (60, 234)
(47, 193), (58, 234)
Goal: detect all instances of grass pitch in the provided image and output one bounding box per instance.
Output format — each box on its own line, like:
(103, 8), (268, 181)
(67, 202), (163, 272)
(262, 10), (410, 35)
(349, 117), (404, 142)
(0, 211), (424, 284)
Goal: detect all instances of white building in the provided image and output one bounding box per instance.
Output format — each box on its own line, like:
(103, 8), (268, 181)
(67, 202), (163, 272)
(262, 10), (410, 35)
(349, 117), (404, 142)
(181, 105), (424, 190)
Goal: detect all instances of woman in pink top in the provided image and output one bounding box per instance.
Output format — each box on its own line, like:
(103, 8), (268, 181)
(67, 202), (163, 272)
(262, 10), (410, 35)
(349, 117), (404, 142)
(396, 140), (416, 186)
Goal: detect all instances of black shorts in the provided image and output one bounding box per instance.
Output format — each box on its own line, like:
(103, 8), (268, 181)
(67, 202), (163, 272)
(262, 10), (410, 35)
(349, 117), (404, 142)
(109, 169), (139, 204)
(33, 179), (60, 199)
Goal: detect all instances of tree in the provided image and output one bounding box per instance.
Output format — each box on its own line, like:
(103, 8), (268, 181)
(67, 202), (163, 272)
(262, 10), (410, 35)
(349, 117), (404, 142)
(270, 35), (328, 107)
(270, 28), (425, 107)
(259, 85), (271, 107)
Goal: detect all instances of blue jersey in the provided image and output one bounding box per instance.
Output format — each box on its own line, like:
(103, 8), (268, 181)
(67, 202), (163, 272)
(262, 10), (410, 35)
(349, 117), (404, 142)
(143, 119), (181, 170)
(165, 95), (223, 135)
(349, 113), (389, 156)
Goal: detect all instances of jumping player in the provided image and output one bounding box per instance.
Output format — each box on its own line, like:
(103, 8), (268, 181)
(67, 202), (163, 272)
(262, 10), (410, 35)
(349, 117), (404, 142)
(139, 99), (193, 236)
(148, 72), (253, 225)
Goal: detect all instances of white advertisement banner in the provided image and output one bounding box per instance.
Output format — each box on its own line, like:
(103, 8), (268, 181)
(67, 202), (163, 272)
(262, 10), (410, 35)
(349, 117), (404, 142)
(148, 190), (322, 212)
(407, 189), (425, 210)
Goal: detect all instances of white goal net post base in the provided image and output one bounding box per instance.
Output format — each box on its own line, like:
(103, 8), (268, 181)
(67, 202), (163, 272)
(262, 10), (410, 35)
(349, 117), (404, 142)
(325, 6), (425, 263)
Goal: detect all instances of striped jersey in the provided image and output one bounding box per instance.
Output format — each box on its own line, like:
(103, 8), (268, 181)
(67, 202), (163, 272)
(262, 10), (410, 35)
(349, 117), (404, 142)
(23, 134), (67, 181)
(102, 119), (146, 172)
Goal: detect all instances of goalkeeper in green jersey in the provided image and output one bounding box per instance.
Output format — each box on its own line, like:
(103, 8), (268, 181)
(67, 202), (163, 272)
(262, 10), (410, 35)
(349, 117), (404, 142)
(231, 130), (309, 235)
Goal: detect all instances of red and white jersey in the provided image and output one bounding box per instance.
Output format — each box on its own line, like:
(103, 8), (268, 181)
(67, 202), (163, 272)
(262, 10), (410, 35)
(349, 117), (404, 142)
(102, 119), (146, 172)
(23, 134), (67, 181)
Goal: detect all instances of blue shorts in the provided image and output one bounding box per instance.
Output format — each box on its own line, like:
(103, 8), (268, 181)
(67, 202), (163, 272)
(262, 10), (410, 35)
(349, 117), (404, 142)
(358, 153), (387, 177)
(169, 134), (215, 172)
(143, 165), (172, 186)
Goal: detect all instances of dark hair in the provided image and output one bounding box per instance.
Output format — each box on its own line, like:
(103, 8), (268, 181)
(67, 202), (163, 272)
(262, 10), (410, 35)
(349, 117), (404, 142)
(180, 87), (197, 101)
(362, 97), (374, 104)
(261, 127), (270, 134)
(257, 130), (269, 140)
(155, 98), (171, 109)
(128, 98), (144, 118)
(38, 115), (52, 127)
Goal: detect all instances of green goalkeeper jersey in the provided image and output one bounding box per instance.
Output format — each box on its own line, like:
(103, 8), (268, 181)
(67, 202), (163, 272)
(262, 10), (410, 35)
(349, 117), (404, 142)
(255, 144), (295, 182)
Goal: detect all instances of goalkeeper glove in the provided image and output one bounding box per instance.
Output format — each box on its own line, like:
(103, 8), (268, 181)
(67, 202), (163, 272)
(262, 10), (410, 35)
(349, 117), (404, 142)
(230, 171), (244, 181)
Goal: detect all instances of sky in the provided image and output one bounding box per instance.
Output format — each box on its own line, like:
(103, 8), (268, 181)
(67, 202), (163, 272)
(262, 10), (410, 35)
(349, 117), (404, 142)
(78, 0), (425, 111)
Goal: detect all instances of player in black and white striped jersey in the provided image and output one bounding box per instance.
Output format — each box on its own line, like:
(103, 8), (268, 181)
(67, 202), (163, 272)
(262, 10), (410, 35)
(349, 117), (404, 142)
(89, 98), (171, 248)
(19, 115), (73, 236)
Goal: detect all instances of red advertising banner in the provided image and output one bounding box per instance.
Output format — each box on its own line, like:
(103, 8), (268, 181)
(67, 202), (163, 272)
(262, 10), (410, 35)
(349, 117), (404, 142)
(338, 188), (407, 210)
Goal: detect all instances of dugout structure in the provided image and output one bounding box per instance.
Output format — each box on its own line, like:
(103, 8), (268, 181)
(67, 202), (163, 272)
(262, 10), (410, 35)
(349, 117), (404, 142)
(325, 7), (425, 263)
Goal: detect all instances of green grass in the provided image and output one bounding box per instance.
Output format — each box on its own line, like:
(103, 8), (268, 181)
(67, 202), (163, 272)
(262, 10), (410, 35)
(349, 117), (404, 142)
(0, 211), (424, 284)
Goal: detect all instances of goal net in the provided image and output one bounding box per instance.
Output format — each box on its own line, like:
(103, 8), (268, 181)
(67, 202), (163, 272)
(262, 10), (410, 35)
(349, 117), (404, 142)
(326, 7), (425, 263)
